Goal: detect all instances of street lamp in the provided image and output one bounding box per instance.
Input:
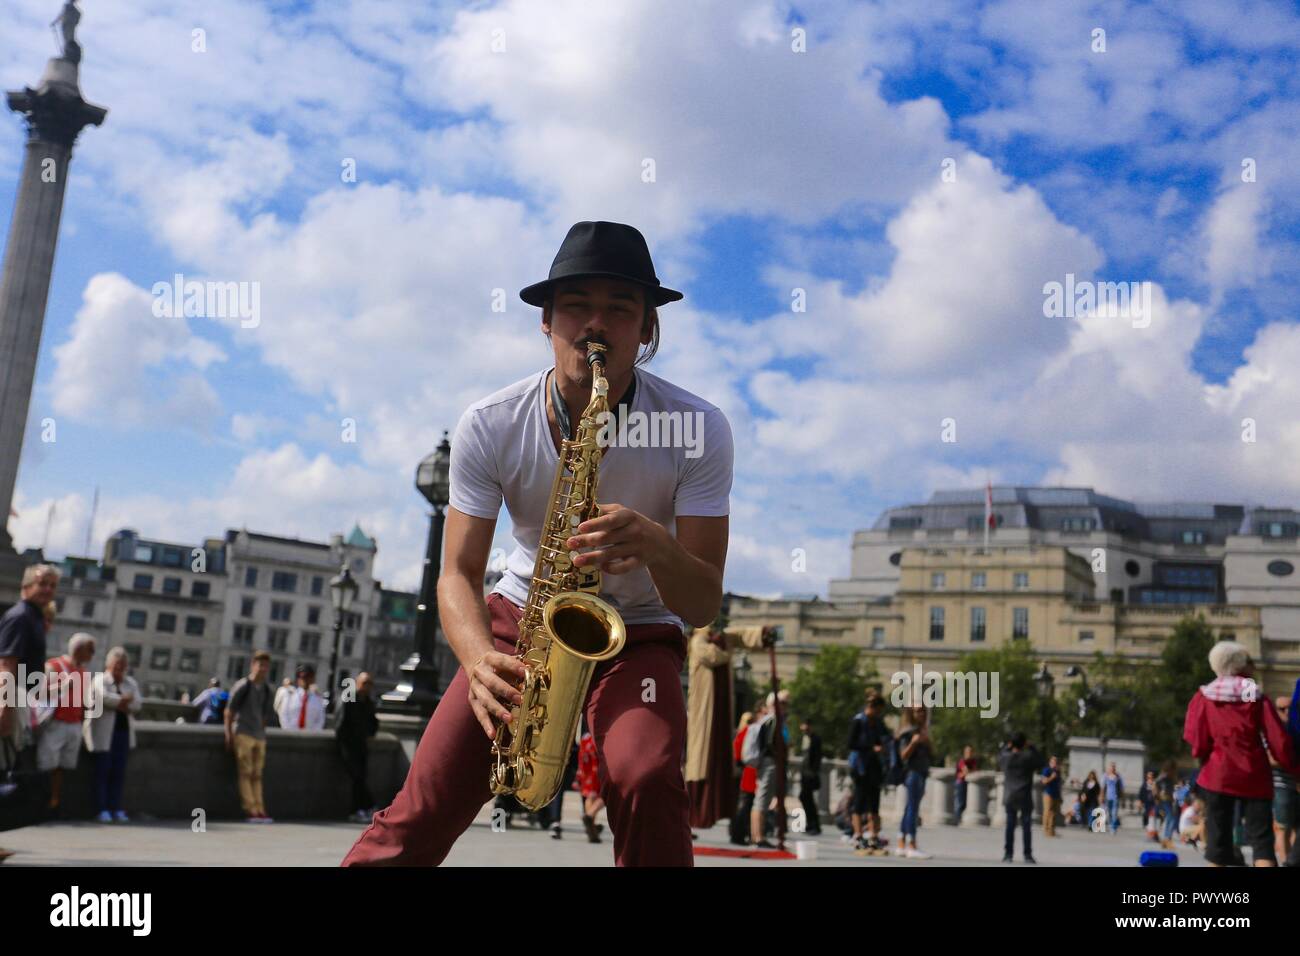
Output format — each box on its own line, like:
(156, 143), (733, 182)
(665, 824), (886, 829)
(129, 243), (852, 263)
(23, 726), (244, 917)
(327, 564), (358, 715)
(1035, 663), (1055, 751)
(383, 431), (451, 716)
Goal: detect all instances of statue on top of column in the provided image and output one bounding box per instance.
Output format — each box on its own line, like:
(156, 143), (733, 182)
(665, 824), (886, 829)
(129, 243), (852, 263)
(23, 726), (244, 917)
(50, 1), (82, 64)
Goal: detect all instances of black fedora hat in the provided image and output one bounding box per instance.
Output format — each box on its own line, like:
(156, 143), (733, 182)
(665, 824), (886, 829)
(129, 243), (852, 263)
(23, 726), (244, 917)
(520, 221), (683, 308)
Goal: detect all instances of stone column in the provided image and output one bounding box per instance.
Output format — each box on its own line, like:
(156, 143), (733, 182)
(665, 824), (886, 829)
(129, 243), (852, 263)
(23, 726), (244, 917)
(928, 767), (956, 826)
(964, 770), (994, 826)
(991, 773), (1006, 827)
(0, 52), (106, 599)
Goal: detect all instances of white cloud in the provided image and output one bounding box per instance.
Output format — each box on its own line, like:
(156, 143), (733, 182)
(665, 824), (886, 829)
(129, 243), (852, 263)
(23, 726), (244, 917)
(50, 273), (226, 431)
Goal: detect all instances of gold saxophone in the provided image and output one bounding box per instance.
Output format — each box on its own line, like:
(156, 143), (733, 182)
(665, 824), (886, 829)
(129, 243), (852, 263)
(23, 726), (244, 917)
(489, 341), (627, 811)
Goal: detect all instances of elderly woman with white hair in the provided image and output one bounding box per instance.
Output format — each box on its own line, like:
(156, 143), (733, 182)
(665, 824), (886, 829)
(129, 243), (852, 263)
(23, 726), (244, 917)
(1184, 640), (1299, 866)
(83, 646), (142, 823)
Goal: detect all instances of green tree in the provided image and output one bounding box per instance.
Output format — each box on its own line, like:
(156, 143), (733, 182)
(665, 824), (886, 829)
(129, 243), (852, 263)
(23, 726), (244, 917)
(927, 642), (1067, 766)
(1068, 613), (1216, 765)
(781, 645), (879, 758)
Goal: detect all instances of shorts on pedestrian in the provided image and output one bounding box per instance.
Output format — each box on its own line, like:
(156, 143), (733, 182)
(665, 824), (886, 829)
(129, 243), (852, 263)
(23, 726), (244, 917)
(1202, 788), (1274, 866)
(753, 760), (777, 811)
(851, 772), (882, 816)
(36, 719), (83, 771)
(1274, 782), (1298, 829)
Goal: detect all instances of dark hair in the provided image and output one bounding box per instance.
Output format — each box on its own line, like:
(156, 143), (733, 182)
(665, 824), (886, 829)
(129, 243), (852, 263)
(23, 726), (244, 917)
(252, 650), (271, 664)
(1010, 732), (1027, 749)
(542, 281), (660, 366)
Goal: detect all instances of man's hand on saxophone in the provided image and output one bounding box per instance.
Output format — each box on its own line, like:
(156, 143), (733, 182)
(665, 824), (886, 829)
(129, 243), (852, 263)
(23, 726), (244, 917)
(566, 502), (670, 575)
(466, 649), (526, 740)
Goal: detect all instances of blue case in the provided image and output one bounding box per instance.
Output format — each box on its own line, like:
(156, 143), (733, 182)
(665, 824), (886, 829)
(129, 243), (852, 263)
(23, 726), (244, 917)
(1139, 850), (1179, 867)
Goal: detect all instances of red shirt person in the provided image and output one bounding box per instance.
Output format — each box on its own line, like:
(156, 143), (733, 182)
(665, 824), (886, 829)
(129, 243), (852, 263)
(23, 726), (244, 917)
(1184, 641), (1299, 866)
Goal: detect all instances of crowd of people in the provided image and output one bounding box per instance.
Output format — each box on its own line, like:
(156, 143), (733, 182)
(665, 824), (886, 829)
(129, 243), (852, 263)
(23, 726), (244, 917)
(727, 637), (1300, 867)
(0, 565), (383, 862)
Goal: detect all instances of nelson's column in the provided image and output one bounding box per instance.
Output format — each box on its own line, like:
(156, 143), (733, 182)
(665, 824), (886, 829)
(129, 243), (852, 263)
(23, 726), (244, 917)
(0, 2), (107, 607)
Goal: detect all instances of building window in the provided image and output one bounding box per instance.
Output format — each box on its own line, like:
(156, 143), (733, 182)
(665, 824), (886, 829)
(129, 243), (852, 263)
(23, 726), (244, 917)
(343, 636), (355, 657)
(1268, 560), (1295, 577)
(123, 644), (142, 668)
(81, 599), (95, 618)
(270, 601), (293, 622)
(1263, 522), (1298, 539)
(179, 650), (201, 673)
(161, 548), (183, 567)
(244, 567), (258, 588)
(1181, 530), (1206, 545)
(126, 609), (147, 630)
(133, 573), (153, 591)
(240, 597), (256, 618)
(272, 571), (298, 593)
(1013, 607), (1029, 639)
(301, 632), (322, 655)
(871, 626), (885, 648)
(345, 611), (362, 630)
(931, 572), (946, 590)
(146, 682), (169, 698)
(970, 607), (986, 642)
(1014, 572), (1029, 590)
(1061, 517), (1097, 532)
(227, 656), (247, 681)
(156, 612), (177, 633)
(232, 624), (255, 647)
(307, 606), (321, 626)
(150, 647), (172, 670)
(929, 607), (945, 641)
(162, 576), (182, 595)
(1079, 630), (1094, 642)
(890, 516), (922, 530)
(268, 628), (289, 652)
(311, 576), (324, 596)
(971, 572), (986, 590)
(192, 580), (211, 599)
(185, 616), (205, 636)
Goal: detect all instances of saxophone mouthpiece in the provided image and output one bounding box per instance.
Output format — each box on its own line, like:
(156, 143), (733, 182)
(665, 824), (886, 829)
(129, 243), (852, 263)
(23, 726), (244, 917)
(585, 340), (607, 368)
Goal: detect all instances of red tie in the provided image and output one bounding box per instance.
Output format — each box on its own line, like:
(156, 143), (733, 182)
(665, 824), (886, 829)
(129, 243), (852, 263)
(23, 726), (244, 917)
(298, 690), (308, 729)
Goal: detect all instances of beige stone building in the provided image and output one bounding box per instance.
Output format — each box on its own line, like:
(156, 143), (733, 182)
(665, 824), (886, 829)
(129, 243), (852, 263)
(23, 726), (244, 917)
(731, 545), (1300, 698)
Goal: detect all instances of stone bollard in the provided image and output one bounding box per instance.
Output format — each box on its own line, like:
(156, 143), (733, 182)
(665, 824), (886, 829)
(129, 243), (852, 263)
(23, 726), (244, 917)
(929, 767), (956, 826)
(1032, 775), (1045, 824)
(990, 773), (1006, 827)
(965, 770), (995, 826)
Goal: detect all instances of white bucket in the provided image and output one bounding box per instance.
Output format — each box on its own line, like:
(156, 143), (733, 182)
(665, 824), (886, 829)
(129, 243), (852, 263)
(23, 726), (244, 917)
(795, 840), (817, 860)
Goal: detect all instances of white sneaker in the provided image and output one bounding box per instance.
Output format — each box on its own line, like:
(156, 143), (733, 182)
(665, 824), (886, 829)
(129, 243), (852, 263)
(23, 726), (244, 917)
(905, 847), (932, 859)
(96, 810), (112, 823)
(112, 811), (129, 823)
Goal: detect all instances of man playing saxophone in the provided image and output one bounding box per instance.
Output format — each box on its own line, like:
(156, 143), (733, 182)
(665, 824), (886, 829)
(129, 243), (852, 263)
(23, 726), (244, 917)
(342, 221), (733, 867)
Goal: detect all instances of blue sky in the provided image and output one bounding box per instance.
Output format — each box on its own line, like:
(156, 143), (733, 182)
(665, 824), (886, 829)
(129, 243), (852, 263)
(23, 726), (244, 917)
(2, 0), (1299, 596)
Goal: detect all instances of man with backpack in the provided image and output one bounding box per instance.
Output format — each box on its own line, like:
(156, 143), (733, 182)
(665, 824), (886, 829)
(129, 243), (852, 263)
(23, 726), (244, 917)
(191, 678), (228, 725)
(743, 691), (787, 848)
(847, 691), (889, 854)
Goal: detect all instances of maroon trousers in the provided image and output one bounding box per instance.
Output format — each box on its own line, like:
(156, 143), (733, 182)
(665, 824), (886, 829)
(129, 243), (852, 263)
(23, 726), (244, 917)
(341, 592), (693, 867)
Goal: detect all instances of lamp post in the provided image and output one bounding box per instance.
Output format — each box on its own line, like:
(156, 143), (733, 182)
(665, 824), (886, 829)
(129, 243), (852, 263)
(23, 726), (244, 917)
(382, 431), (451, 716)
(327, 565), (358, 715)
(1034, 663), (1055, 752)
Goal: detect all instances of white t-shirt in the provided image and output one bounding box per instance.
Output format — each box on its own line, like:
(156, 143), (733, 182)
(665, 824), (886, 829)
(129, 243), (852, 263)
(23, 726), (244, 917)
(449, 366), (733, 631)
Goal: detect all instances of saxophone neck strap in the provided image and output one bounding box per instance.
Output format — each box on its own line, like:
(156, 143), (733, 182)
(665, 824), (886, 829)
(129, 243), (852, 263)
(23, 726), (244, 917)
(551, 367), (636, 441)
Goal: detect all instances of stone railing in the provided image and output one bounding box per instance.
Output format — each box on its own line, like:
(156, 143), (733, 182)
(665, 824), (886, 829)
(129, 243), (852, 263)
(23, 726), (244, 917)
(38, 721), (410, 821)
(790, 759), (1134, 829)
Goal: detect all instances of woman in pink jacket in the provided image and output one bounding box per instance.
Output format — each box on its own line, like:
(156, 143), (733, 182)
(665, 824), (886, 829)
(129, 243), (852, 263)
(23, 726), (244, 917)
(1184, 641), (1298, 866)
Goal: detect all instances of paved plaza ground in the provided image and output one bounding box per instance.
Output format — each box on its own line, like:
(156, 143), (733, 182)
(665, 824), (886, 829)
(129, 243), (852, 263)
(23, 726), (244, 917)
(2, 795), (1207, 867)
